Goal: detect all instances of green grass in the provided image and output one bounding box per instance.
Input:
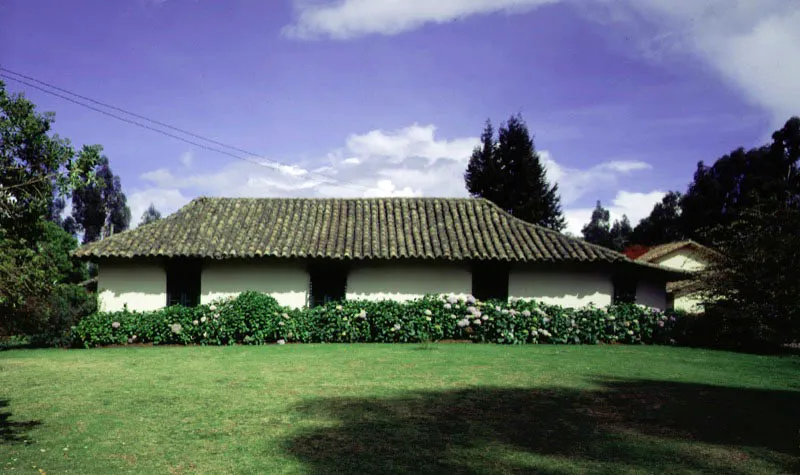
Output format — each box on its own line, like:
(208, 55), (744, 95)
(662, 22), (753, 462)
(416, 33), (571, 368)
(1, 345), (798, 474)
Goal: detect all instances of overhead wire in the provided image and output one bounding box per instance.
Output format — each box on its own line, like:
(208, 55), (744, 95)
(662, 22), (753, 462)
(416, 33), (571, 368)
(0, 67), (374, 192)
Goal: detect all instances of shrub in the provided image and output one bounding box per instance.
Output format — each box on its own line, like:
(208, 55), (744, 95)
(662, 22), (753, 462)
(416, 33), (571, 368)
(73, 292), (689, 348)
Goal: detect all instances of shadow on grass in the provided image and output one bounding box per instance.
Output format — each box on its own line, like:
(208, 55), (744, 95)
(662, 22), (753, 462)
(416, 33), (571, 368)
(0, 399), (41, 443)
(287, 380), (800, 474)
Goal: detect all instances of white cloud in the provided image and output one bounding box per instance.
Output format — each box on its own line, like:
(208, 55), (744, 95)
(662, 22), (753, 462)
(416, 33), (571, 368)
(285, 0), (800, 126)
(179, 151), (194, 168)
(283, 0), (558, 39)
(598, 0), (800, 125)
(563, 190), (666, 236)
(540, 152), (651, 205)
(132, 123), (654, 232)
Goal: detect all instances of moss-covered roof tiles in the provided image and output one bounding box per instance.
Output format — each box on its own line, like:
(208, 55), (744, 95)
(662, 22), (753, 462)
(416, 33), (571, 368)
(74, 197), (670, 272)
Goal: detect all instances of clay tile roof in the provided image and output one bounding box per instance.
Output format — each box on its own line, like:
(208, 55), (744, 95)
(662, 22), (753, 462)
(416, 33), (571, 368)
(636, 240), (717, 264)
(73, 197), (682, 275)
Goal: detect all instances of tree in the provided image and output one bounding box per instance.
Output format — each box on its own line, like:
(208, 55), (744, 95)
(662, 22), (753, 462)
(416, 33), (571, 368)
(70, 148), (131, 243)
(702, 204), (800, 349)
(139, 203), (162, 226)
(680, 117), (800, 243)
(631, 191), (685, 246)
(465, 115), (565, 231)
(581, 201), (612, 248)
(0, 80), (98, 337)
(609, 214), (633, 251)
(581, 201), (632, 251)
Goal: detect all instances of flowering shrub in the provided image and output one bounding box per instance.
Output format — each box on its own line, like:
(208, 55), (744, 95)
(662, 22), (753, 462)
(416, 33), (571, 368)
(72, 293), (686, 348)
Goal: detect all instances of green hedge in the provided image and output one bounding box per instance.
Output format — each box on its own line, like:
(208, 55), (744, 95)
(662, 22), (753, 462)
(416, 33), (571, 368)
(72, 292), (684, 348)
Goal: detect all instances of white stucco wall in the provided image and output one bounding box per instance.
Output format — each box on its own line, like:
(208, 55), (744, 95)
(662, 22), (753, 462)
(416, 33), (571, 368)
(98, 261), (167, 312)
(201, 261), (309, 308)
(346, 263), (472, 302)
(509, 269), (613, 307)
(636, 279), (667, 310)
(655, 250), (706, 272)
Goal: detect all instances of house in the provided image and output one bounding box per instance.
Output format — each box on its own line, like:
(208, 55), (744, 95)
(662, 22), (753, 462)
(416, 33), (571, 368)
(635, 240), (715, 312)
(74, 197), (687, 312)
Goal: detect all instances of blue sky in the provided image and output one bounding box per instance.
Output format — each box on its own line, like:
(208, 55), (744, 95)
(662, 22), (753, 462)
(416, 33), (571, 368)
(2, 0), (798, 234)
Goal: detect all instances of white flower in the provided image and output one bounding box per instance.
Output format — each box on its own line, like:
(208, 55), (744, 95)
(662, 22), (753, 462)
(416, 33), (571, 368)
(627, 330), (634, 335)
(444, 303), (452, 310)
(200, 316), (207, 323)
(209, 304), (217, 311)
(192, 320), (199, 326)
(473, 319), (481, 325)
(425, 316), (432, 321)
(170, 323), (182, 334)
(450, 314), (458, 319)
(336, 305), (343, 311)
(466, 295), (476, 304)
(542, 317), (550, 324)
(357, 310), (367, 319)
(131, 335), (137, 340)
(111, 321), (120, 329)
(424, 309), (432, 316)
(277, 339), (286, 345)
(203, 332), (208, 338)
(393, 323), (401, 331)
(481, 315), (488, 321)
(457, 318), (469, 328)
(282, 313), (290, 319)
(522, 310), (531, 318)
(279, 321), (285, 326)
(607, 316), (616, 321)
(447, 295), (458, 305)
(501, 309), (509, 314)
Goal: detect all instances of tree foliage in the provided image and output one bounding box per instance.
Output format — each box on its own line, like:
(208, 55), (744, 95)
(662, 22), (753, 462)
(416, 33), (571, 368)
(631, 117), (800, 247)
(702, 204), (800, 349)
(581, 201), (632, 251)
(465, 115), (565, 231)
(70, 148), (131, 243)
(139, 203), (162, 226)
(0, 81), (97, 337)
(630, 191), (685, 246)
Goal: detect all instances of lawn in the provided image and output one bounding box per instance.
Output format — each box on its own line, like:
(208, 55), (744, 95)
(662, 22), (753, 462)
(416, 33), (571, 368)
(1, 345), (798, 474)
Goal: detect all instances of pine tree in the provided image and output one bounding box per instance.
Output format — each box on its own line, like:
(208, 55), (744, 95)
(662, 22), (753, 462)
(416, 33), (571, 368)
(465, 114), (565, 231)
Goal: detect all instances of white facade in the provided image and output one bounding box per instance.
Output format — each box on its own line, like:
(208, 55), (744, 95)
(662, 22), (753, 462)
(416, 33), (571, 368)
(656, 250), (706, 272)
(201, 260), (309, 308)
(652, 249), (706, 312)
(636, 279), (667, 310)
(97, 259), (670, 311)
(509, 269), (613, 307)
(98, 261), (167, 312)
(346, 263), (472, 302)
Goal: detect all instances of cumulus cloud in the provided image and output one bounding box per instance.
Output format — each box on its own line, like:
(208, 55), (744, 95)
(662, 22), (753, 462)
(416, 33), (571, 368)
(131, 124), (655, 231)
(283, 0), (558, 39)
(563, 190), (666, 236)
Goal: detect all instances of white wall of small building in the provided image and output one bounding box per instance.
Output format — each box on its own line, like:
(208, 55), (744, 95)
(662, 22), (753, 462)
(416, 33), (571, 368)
(655, 250), (706, 272)
(98, 261), (167, 312)
(201, 260), (309, 308)
(346, 262), (472, 302)
(508, 268), (613, 308)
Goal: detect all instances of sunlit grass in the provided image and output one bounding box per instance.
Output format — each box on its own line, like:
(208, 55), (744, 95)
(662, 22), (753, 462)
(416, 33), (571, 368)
(1, 344), (798, 474)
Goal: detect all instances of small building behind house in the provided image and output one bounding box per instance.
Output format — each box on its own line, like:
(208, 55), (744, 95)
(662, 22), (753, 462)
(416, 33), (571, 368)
(635, 240), (715, 312)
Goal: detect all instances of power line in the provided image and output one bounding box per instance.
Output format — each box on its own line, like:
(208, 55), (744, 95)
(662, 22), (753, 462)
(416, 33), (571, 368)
(0, 68), (374, 192)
